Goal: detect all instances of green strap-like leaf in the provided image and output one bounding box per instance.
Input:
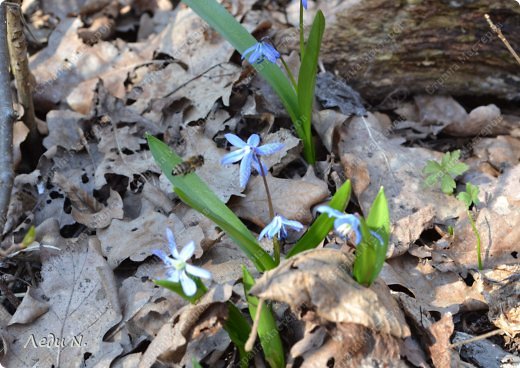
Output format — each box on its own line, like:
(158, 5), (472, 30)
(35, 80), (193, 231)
(297, 10), (325, 164)
(286, 180), (351, 258)
(353, 187), (390, 286)
(224, 302), (252, 367)
(243, 267), (285, 368)
(147, 135), (275, 271)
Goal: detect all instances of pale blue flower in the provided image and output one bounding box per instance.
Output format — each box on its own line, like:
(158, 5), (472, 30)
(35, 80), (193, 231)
(316, 206), (384, 246)
(258, 214), (304, 240)
(153, 228), (211, 296)
(242, 41), (280, 64)
(302, 0), (307, 9)
(316, 206), (363, 245)
(221, 133), (284, 188)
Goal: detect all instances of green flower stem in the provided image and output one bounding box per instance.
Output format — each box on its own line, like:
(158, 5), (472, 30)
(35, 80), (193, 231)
(467, 209), (483, 270)
(280, 56), (298, 90)
(299, 0), (305, 58)
(273, 236), (281, 265)
(257, 156), (282, 265)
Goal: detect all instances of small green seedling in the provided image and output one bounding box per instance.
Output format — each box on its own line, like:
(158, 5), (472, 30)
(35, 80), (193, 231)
(457, 183), (483, 270)
(423, 150), (469, 194)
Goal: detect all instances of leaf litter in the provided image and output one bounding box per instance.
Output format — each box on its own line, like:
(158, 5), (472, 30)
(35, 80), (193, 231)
(1, 0), (519, 367)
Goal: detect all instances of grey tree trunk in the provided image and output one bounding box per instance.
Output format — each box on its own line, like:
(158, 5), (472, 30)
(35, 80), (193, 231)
(320, 0), (520, 104)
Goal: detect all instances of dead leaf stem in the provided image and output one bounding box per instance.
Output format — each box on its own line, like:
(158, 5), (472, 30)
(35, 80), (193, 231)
(485, 14), (520, 66)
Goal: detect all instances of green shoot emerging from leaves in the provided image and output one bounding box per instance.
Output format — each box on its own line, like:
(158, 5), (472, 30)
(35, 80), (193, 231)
(423, 150), (469, 194)
(457, 183), (483, 270)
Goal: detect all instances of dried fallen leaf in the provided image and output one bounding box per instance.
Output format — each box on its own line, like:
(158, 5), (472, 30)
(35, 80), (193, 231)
(1, 236), (122, 367)
(433, 165), (520, 270)
(382, 254), (486, 314)
(428, 313), (454, 368)
(98, 211), (204, 269)
(338, 114), (465, 256)
(250, 248), (410, 339)
(231, 168), (328, 227)
(138, 284), (232, 368)
(52, 173), (124, 228)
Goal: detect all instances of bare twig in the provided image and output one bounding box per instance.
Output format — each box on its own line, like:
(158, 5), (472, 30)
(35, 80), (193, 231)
(0, 2), (16, 234)
(449, 329), (503, 348)
(485, 14), (520, 65)
(6, 1), (37, 145)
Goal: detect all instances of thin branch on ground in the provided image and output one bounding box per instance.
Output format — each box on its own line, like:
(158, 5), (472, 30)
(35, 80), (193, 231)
(0, 1), (16, 235)
(485, 14), (520, 65)
(6, 1), (38, 145)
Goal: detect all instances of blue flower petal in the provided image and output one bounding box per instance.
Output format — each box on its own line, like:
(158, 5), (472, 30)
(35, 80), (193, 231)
(248, 47), (264, 64)
(152, 249), (172, 265)
(281, 218), (304, 231)
(221, 149), (246, 165)
(334, 215), (362, 245)
(302, 0), (307, 9)
(239, 152), (253, 187)
(242, 44), (258, 60)
(251, 156), (268, 176)
(165, 228), (179, 258)
(255, 143), (284, 156)
(369, 230), (384, 246)
(316, 205), (345, 219)
(262, 43), (281, 63)
(224, 133), (247, 148)
(247, 134), (260, 147)
(258, 225), (271, 240)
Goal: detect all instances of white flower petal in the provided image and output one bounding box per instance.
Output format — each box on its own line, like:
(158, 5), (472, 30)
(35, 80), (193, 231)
(165, 228), (180, 258)
(186, 264), (212, 280)
(179, 241), (195, 262)
(180, 272), (197, 296)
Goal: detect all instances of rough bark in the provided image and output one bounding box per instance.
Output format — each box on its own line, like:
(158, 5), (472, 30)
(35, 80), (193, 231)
(321, 0), (520, 104)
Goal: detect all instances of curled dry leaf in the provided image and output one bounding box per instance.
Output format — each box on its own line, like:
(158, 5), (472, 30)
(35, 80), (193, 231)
(8, 288), (49, 326)
(231, 168), (328, 227)
(138, 284), (233, 368)
(250, 248), (410, 339)
(1, 236), (122, 367)
(52, 173), (124, 228)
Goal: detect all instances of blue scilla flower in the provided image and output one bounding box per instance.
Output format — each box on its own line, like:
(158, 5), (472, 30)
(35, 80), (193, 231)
(316, 206), (384, 246)
(242, 41), (281, 64)
(152, 228), (211, 296)
(221, 133), (284, 188)
(316, 206), (363, 245)
(258, 214), (304, 240)
(302, 0), (307, 9)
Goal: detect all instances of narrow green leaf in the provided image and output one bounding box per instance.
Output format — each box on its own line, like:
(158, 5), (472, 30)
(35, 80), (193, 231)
(147, 135), (275, 271)
(297, 10), (325, 164)
(224, 303), (252, 368)
(286, 180), (351, 258)
(243, 267), (285, 368)
(192, 359), (203, 368)
(21, 225), (36, 248)
(354, 188), (390, 287)
(365, 187), (390, 245)
(153, 278), (207, 303)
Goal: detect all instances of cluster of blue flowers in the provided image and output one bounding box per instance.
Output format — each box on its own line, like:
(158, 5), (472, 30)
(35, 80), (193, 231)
(153, 130), (382, 295)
